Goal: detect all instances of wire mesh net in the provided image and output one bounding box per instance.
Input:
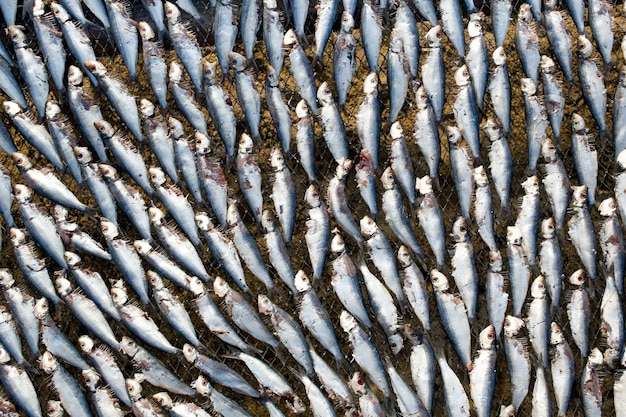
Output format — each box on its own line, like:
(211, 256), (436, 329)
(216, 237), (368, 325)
(0, 0), (625, 416)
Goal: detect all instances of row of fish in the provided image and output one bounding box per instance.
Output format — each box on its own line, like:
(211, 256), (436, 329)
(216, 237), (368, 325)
(0, 0), (624, 416)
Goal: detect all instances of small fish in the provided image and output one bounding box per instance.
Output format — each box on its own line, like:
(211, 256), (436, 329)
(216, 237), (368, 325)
(470, 325), (497, 417)
(284, 29), (318, 114)
(45, 102), (82, 185)
(413, 86), (441, 185)
(491, 0), (511, 47)
(138, 22), (169, 112)
(318, 81), (349, 162)
(0, 165), (14, 228)
(503, 316), (531, 411)
(599, 198), (625, 295)
(447, 126), (474, 220)
(192, 376), (257, 417)
(521, 78), (548, 172)
(550, 322), (575, 416)
(589, 0), (614, 66)
(581, 349), (604, 416)
(514, 4), (540, 85)
(305, 184), (330, 283)
(539, 218), (563, 309)
(0, 305), (26, 366)
(571, 114), (598, 206)
(203, 61), (237, 157)
(360, 0), (383, 71)
(0, 346), (42, 417)
(567, 186), (597, 280)
(483, 119), (512, 218)
(487, 47), (512, 136)
(104, 0), (139, 83)
(578, 35), (608, 135)
(329, 159), (363, 245)
(296, 100), (316, 181)
(566, 270), (591, 357)
(140, 100), (179, 184)
(355, 149), (379, 217)
(230, 52), (262, 141)
(564, 0), (585, 33)
(334, 12), (356, 111)
(266, 66), (292, 154)
(506, 226), (531, 317)
(515, 174), (540, 266)
(450, 217), (479, 320)
(263, 210), (297, 293)
(385, 358), (428, 417)
(348, 372), (385, 417)
(422, 25), (445, 121)
(309, 347), (355, 409)
(440, 0), (465, 58)
(241, 0), (261, 62)
(466, 15), (488, 110)
(32, 0), (67, 101)
(169, 117), (203, 204)
(540, 56), (565, 148)
(543, 0), (573, 82)
(389, 122), (417, 206)
(168, 61), (208, 136)
(153, 393), (211, 417)
(600, 274), (623, 368)
(399, 246), (430, 330)
(542, 138), (570, 230)
(40, 352), (94, 417)
(313, 0), (339, 68)
(263, 0), (285, 75)
(387, 31), (409, 127)
(486, 250), (508, 339)
(236, 133), (264, 224)
(82, 369), (123, 417)
(416, 176), (446, 269)
(532, 365), (552, 417)
(54, 206), (111, 260)
(473, 166), (497, 251)
(165, 1), (202, 93)
(435, 347), (471, 417)
(526, 275), (550, 368)
(195, 132), (229, 226)
(270, 148), (296, 246)
(405, 326), (435, 414)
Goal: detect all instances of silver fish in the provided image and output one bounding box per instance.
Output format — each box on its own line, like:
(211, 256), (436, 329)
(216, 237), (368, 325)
(470, 325), (497, 417)
(589, 0), (614, 66)
(153, 393), (211, 417)
(0, 164), (14, 228)
(263, 0), (285, 75)
(515, 174), (540, 266)
(543, 1), (573, 82)
(538, 218), (563, 309)
(435, 347), (471, 417)
(399, 246), (429, 330)
(169, 117), (203, 204)
(202, 59), (238, 156)
(104, 0), (139, 83)
(237, 133), (264, 224)
(452, 66), (481, 159)
(192, 376), (257, 417)
(616, 66), (626, 156)
(165, 2), (202, 93)
(83, 0), (111, 34)
(540, 56), (565, 146)
(526, 275), (550, 368)
(487, 47), (512, 136)
(440, 0), (465, 58)
(334, 12), (356, 111)
(514, 4), (540, 85)
(348, 372), (384, 417)
(168, 62), (208, 136)
(387, 32), (408, 128)
(521, 78), (548, 172)
(564, 0), (584, 33)
(473, 166), (497, 251)
(360, 0), (382, 71)
(411, 0), (437, 25)
(571, 114), (598, 206)
(431, 269), (472, 368)
(394, 1), (419, 80)
(0, 346), (42, 417)
(355, 149), (378, 217)
(581, 348), (604, 416)
(329, 159), (363, 245)
(542, 138), (570, 230)
(270, 148), (296, 245)
(601, 274), (624, 368)
(447, 126), (474, 220)
(506, 226), (530, 317)
(40, 352), (94, 417)
(486, 250), (508, 339)
(466, 16), (488, 110)
(295, 100), (316, 181)
(0, 305), (25, 366)
(503, 315), (530, 411)
(405, 326), (435, 414)
(318, 81), (348, 162)
(385, 358), (428, 417)
(413, 86), (440, 185)
(266, 66), (292, 153)
(422, 25), (444, 121)
(309, 347), (355, 409)
(550, 322), (575, 416)
(32, 1), (66, 101)
(532, 365), (551, 417)
(566, 270), (590, 357)
(567, 186), (597, 280)
(263, 210), (297, 293)
(241, 0), (261, 61)
(305, 184), (330, 283)
(491, 0), (511, 47)
(134, 240), (194, 291)
(284, 29), (318, 114)
(578, 35), (608, 135)
(483, 119), (512, 217)
(313, 0), (339, 68)
(82, 370), (123, 417)
(172, 0), (206, 23)
(450, 216), (479, 320)
(0, 56), (26, 109)
(45, 102), (82, 185)
(195, 132), (229, 226)
(389, 122), (417, 206)
(599, 198), (625, 294)
(230, 52), (262, 141)
(0, 111), (16, 155)
(416, 176), (446, 269)
(138, 22), (169, 112)
(140, 101), (178, 184)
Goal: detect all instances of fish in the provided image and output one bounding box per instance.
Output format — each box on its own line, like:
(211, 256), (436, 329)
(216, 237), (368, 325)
(473, 166), (497, 251)
(567, 185), (597, 280)
(491, 0), (511, 47)
(169, 117), (203, 204)
(589, 0), (614, 66)
(82, 369), (123, 417)
(104, 0), (139, 83)
(0, 345), (42, 417)
(318, 81), (349, 162)
(134, 240), (194, 291)
(329, 159), (363, 245)
(263, 0), (285, 75)
(313, 0), (339, 68)
(526, 275), (550, 368)
(385, 358), (428, 417)
(532, 365), (552, 417)
(466, 15), (488, 110)
(389, 122), (417, 206)
(348, 372), (385, 417)
(447, 126), (474, 220)
(483, 119), (512, 218)
(416, 176), (446, 269)
(550, 322), (575, 416)
(566, 270), (591, 357)
(470, 325), (497, 417)
(295, 99), (316, 181)
(452, 65), (481, 159)
(435, 347), (471, 417)
(514, 4), (540, 85)
(284, 29), (318, 114)
(305, 184), (330, 283)
(413, 85), (441, 185)
(195, 132), (229, 226)
(599, 198), (625, 295)
(542, 138), (570, 230)
(241, 0), (261, 62)
(399, 245), (430, 330)
(521, 78), (548, 172)
(440, 0), (465, 59)
(137, 22), (168, 111)
(571, 113), (598, 206)
(169, 61), (208, 137)
(538, 218), (563, 309)
(360, 0), (383, 71)
(309, 348), (355, 409)
(153, 393), (211, 417)
(203, 61), (237, 160)
(0, 164), (14, 228)
(450, 216), (479, 320)
(45, 102), (82, 185)
(488, 47), (512, 136)
(0, 305), (26, 366)
(356, 73), (381, 170)
(600, 274), (624, 368)
(230, 52), (262, 141)
(422, 25), (445, 121)
(263, 210), (297, 293)
(192, 377), (256, 417)
(165, 1), (203, 93)
(540, 56), (565, 147)
(507, 226), (531, 317)
(578, 35), (608, 135)
(503, 316), (531, 411)
(266, 66), (292, 153)
(32, 0), (67, 101)
(386, 32), (408, 128)
(543, 0), (573, 83)
(236, 133), (264, 224)
(40, 352), (95, 417)
(334, 12), (356, 111)
(140, 100), (179, 184)
(486, 250), (508, 339)
(270, 148), (296, 245)
(581, 349), (604, 416)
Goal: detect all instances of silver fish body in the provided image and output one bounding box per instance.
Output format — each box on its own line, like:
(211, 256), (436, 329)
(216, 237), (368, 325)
(539, 218), (563, 309)
(532, 365), (552, 417)
(521, 78), (548, 172)
(566, 270), (590, 357)
(440, 0), (465, 58)
(360, 0), (382, 71)
(503, 316), (531, 411)
(416, 176), (446, 268)
(386, 359), (428, 417)
(581, 349), (604, 416)
(263, 0), (285, 75)
(413, 86), (440, 182)
(169, 64), (208, 136)
(394, 1), (419, 79)
(32, 7), (67, 100)
(305, 185), (330, 282)
(542, 141), (570, 230)
(578, 36), (607, 133)
(271, 149), (296, 245)
(285, 29), (318, 113)
(116, 300), (179, 355)
(0, 165), (14, 228)
(470, 326), (497, 417)
(599, 198), (625, 294)
(313, 0), (340, 66)
(68, 257), (120, 322)
(266, 66), (292, 153)
(355, 149), (378, 217)
(241, 0), (261, 61)
(473, 166), (497, 251)
(491, 0), (511, 47)
(515, 174), (540, 266)
(263, 210), (297, 293)
(589, 0), (614, 65)
(141, 110), (178, 185)
(466, 17), (488, 110)
(166, 2), (203, 93)
(389, 122), (417, 206)
(450, 217), (479, 320)
(329, 160), (363, 245)
(486, 251), (508, 339)
(236, 135), (264, 224)
(334, 12), (356, 110)
(318, 82), (348, 162)
(134, 240), (194, 291)
(540, 57), (566, 144)
(203, 62), (237, 158)
(231, 52), (261, 141)
(422, 26), (445, 121)
(567, 189), (597, 280)
(488, 48), (512, 135)
(447, 127), (474, 220)
(514, 5), (540, 85)
(0, 274), (39, 356)
(543, 5), (573, 82)
(195, 134), (229, 226)
(387, 33), (409, 127)
(483, 120), (512, 213)
(310, 348), (354, 409)
(105, 0), (139, 82)
(0, 306), (26, 365)
(399, 246), (430, 330)
(38, 313), (90, 371)
(170, 121), (203, 204)
(550, 322), (575, 416)
(571, 115), (598, 206)
(436, 350), (471, 417)
(507, 226), (531, 317)
(45, 103), (82, 184)
(296, 100), (316, 181)
(601, 275), (624, 367)
(526, 276), (550, 368)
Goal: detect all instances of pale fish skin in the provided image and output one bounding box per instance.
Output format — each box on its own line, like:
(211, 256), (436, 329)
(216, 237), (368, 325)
(450, 217), (479, 320)
(348, 372), (385, 417)
(473, 166), (497, 251)
(284, 29), (318, 113)
(67, 68), (108, 162)
(538, 218), (563, 309)
(197, 212), (249, 294)
(310, 347), (355, 409)
(488, 48), (512, 136)
(503, 316), (531, 411)
(526, 275), (550, 368)
(616, 151), (626, 227)
(134, 240), (194, 291)
(119, 337), (195, 396)
(340, 310), (390, 399)
(169, 117), (203, 204)
(195, 132), (229, 226)
(515, 4), (540, 85)
(542, 138), (570, 230)
(100, 219), (150, 305)
(305, 184), (330, 283)
(0, 164), (14, 228)
(405, 326), (435, 414)
(578, 35), (608, 134)
(422, 25), (445, 121)
(0, 345), (42, 417)
(6, 26), (49, 120)
(313, 0), (339, 67)
(45, 102), (82, 185)
(581, 349), (604, 416)
(266, 66), (292, 154)
(540, 56), (566, 146)
(82, 369), (123, 417)
(0, 113), (16, 155)
(0, 271), (39, 357)
(413, 86), (441, 184)
(258, 294), (314, 377)
(318, 81), (348, 162)
(32, 0), (67, 101)
(214, 277), (280, 349)
(550, 322), (575, 416)
(296, 100), (316, 181)
(271, 148), (296, 245)
(237, 133), (264, 224)
(506, 226), (530, 317)
(165, 2), (202, 93)
(483, 119), (512, 217)
(567, 186), (597, 279)
(470, 325), (497, 417)
(515, 174), (540, 266)
(0, 1), (16, 26)
(193, 376), (257, 417)
(486, 250), (508, 339)
(263, 0), (285, 75)
(40, 352), (94, 417)
(389, 122), (417, 206)
(599, 198), (625, 294)
(589, 0), (614, 66)
(334, 12), (356, 111)
(601, 274), (624, 368)
(230, 52), (262, 141)
(571, 113), (598, 206)
(564, 0), (584, 33)
(203, 61), (237, 159)
(447, 126), (474, 220)
(440, 0), (465, 58)
(416, 176), (446, 269)
(140, 100), (178, 184)
(452, 65), (481, 158)
(214, 0), (239, 78)
(394, 1), (420, 79)
(491, 0), (511, 47)
(355, 148), (379, 217)
(614, 355), (626, 417)
(521, 78), (548, 172)
(329, 159), (363, 245)
(78, 335), (132, 407)
(436, 348), (471, 417)
(431, 269), (472, 369)
(169, 62), (208, 136)
(385, 358), (429, 417)
(543, 1), (573, 82)
(387, 32), (408, 128)
(399, 246), (430, 331)
(532, 365), (552, 417)
(263, 210), (297, 293)
(241, 0), (261, 62)
(360, 0), (382, 71)
(358, 262), (403, 354)
(615, 66), (626, 157)
(0, 51), (27, 109)
(466, 16), (488, 110)
(0, 305), (26, 366)
(153, 393), (211, 417)
(55, 275), (120, 350)
(566, 270), (590, 357)
(105, 0), (139, 83)
(83, 0), (111, 33)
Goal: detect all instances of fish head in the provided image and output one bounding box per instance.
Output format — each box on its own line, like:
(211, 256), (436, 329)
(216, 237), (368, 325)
(3, 100), (22, 117)
(380, 166), (395, 190)
(445, 125), (462, 145)
(363, 72), (378, 94)
(540, 137), (557, 161)
(415, 86), (429, 109)
(317, 81), (333, 105)
(39, 351), (58, 374)
(133, 239), (153, 256)
(335, 158), (352, 178)
(257, 294), (274, 314)
(64, 251), (81, 268)
(202, 60), (219, 84)
(589, 348), (604, 367)
(67, 66), (84, 86)
(425, 25), (442, 47)
(270, 147), (286, 170)
(339, 310), (357, 332)
(599, 198), (616, 217)
(238, 133), (254, 154)
(451, 216), (468, 242)
(50, 2), (71, 22)
(0, 268), (14, 289)
(540, 218), (556, 239)
(85, 60), (107, 76)
(571, 113), (586, 132)
(6, 26), (27, 48)
(499, 405), (516, 417)
(521, 175), (540, 194)
(341, 11), (355, 31)
(33, 0), (46, 17)
(577, 35), (593, 58)
(94, 119), (114, 138)
(520, 78), (536, 96)
(153, 393), (173, 409)
(473, 165), (489, 186)
(389, 31), (403, 53)
(148, 166), (166, 186)
(148, 207), (164, 225)
(147, 272), (164, 292)
(492, 46), (506, 66)
(191, 375), (211, 395)
(530, 275), (546, 298)
(283, 29), (298, 47)
(359, 215), (378, 237)
(34, 297), (49, 320)
(213, 276), (229, 298)
(12, 152), (32, 171)
(168, 117), (185, 139)
(454, 65), (471, 87)
(294, 270), (311, 293)
(389, 121), (404, 140)
(99, 164), (118, 181)
(0, 345), (9, 364)
(518, 3), (532, 21)
(388, 334), (404, 355)
(261, 209), (275, 231)
(304, 184), (322, 208)
(330, 232), (345, 254)
(348, 372), (367, 394)
(479, 324), (496, 349)
(397, 245), (412, 267)
(125, 376), (143, 400)
(137, 21), (156, 41)
(570, 184), (588, 207)
(287, 397), (306, 414)
(481, 118), (500, 141)
(430, 269), (450, 291)
(195, 131), (211, 154)
(9, 228), (26, 245)
(13, 184), (33, 203)
(73, 146), (93, 164)
(82, 368), (100, 390)
(100, 218), (119, 240)
(416, 175), (433, 195)
(618, 149), (626, 169)
(186, 276), (205, 296)
(506, 226), (523, 245)
(467, 19), (482, 38)
(544, 0), (558, 9)
(503, 315), (525, 337)
(77, 335), (94, 353)
(182, 344), (198, 363)
(226, 202), (241, 227)
(45, 101), (62, 119)
(488, 250), (502, 272)
(139, 99), (155, 118)
(295, 99), (309, 118)
(120, 336), (139, 357)
(549, 322), (565, 345)
(110, 286), (128, 306)
(228, 51), (246, 72)
(569, 269), (585, 286)
(168, 61), (183, 82)
(195, 212), (213, 232)
(47, 401), (63, 417)
(266, 66), (279, 87)
(164, 1), (181, 22)
(264, 0), (278, 8)
(53, 205), (69, 222)
(540, 55), (556, 72)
